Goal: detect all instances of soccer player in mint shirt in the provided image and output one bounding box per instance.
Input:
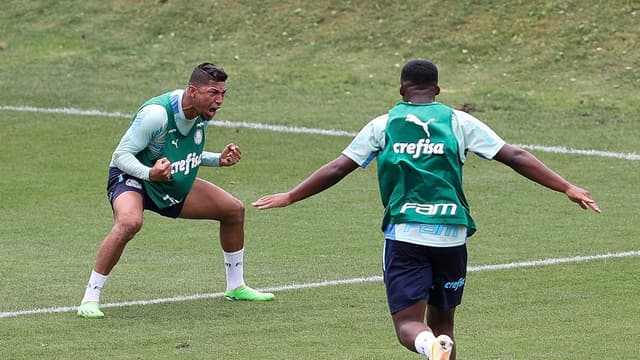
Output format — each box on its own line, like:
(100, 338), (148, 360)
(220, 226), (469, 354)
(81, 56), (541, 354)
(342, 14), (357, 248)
(253, 59), (600, 360)
(78, 63), (274, 319)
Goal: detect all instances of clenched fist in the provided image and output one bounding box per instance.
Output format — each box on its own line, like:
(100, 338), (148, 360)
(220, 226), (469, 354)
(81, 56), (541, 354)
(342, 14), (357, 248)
(220, 143), (242, 167)
(150, 157), (172, 181)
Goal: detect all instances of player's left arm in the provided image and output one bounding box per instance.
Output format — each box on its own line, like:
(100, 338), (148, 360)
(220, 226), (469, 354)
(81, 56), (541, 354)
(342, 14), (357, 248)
(456, 110), (600, 213)
(200, 120), (239, 167)
(493, 143), (601, 213)
(218, 143), (241, 166)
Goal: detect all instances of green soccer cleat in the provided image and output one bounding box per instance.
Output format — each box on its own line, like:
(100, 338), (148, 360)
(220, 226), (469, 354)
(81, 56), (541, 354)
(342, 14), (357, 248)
(77, 301), (105, 319)
(224, 285), (275, 302)
(430, 334), (453, 360)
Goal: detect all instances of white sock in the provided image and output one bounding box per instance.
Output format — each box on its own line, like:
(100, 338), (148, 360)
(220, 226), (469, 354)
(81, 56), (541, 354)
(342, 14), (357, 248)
(223, 248), (245, 292)
(81, 270), (108, 304)
(415, 330), (436, 358)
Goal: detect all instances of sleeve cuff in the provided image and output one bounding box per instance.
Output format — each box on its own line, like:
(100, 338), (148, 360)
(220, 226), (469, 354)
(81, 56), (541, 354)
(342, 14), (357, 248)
(201, 151), (221, 167)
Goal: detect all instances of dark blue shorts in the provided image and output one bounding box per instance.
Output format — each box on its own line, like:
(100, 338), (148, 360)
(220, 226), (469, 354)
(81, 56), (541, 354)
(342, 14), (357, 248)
(107, 167), (184, 218)
(383, 239), (467, 314)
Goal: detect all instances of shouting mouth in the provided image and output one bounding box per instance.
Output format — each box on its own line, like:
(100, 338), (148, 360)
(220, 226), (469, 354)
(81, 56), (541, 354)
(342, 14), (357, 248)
(204, 106), (219, 119)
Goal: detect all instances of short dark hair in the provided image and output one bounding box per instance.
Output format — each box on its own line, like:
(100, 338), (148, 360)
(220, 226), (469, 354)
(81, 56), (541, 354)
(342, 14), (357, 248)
(189, 62), (228, 85)
(401, 59), (438, 87)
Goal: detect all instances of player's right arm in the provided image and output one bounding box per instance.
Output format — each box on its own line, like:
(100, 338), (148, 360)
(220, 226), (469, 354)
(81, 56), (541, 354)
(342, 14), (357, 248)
(111, 104), (171, 181)
(252, 115), (386, 210)
(252, 155), (359, 209)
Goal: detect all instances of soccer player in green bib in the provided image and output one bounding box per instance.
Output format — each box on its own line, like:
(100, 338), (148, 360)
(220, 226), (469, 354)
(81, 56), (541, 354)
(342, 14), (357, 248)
(253, 59), (600, 360)
(78, 63), (274, 319)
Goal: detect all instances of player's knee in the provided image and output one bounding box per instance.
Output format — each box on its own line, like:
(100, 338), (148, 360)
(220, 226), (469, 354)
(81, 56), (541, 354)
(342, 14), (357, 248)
(228, 199), (245, 222)
(219, 198), (244, 224)
(113, 218), (143, 240)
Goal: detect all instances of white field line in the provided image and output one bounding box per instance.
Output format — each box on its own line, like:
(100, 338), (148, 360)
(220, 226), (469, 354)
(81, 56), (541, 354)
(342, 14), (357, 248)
(1, 250), (638, 319)
(1, 105), (638, 161)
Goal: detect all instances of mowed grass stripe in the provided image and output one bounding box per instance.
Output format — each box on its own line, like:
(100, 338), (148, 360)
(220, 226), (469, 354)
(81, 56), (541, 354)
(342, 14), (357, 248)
(2, 250), (638, 319)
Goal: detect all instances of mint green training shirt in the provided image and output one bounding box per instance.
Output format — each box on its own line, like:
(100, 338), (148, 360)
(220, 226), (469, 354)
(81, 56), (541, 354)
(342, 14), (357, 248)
(110, 90), (223, 209)
(133, 92), (206, 208)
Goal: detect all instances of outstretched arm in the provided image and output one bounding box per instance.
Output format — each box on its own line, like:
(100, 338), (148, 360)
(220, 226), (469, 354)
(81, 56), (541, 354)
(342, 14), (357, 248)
(493, 143), (601, 213)
(253, 155), (360, 209)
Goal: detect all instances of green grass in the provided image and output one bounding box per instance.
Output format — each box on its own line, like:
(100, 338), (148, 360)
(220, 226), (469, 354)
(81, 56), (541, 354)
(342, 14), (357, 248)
(1, 1), (638, 359)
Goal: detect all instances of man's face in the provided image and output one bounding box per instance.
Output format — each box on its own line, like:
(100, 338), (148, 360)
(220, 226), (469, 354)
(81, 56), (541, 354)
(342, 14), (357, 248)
(190, 80), (226, 120)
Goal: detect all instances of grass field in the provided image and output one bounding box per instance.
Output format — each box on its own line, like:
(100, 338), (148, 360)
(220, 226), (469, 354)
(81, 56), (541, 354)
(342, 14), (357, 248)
(1, 1), (638, 359)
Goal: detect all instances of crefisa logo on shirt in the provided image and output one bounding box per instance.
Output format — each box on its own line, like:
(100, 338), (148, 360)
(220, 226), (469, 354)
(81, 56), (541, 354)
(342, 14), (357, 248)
(393, 139), (444, 158)
(171, 152), (202, 176)
(194, 129), (203, 145)
(392, 114), (445, 158)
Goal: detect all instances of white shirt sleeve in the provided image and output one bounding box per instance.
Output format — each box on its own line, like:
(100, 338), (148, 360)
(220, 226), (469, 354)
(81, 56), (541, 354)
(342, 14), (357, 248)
(111, 104), (168, 180)
(452, 109), (506, 162)
(342, 109), (504, 167)
(342, 114), (388, 168)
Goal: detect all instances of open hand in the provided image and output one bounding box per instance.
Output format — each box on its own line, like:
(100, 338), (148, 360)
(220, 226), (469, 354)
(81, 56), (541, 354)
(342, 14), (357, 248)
(252, 193), (292, 210)
(565, 185), (601, 213)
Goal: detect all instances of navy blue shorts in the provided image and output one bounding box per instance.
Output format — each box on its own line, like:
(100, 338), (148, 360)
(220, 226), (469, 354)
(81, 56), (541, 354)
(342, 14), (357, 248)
(383, 239), (467, 314)
(107, 167), (184, 218)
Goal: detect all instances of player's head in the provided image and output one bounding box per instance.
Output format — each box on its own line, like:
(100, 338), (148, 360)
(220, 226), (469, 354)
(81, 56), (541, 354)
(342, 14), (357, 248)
(186, 63), (228, 120)
(189, 62), (228, 85)
(400, 59), (440, 101)
(401, 59), (438, 88)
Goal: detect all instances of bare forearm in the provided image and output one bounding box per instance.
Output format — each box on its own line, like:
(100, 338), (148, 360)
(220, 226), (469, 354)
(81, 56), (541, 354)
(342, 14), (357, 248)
(253, 155), (360, 210)
(288, 158), (354, 203)
(494, 144), (601, 213)
(495, 144), (570, 193)
(512, 153), (570, 192)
